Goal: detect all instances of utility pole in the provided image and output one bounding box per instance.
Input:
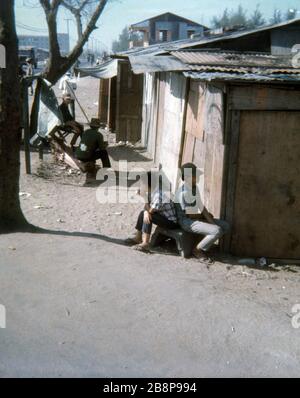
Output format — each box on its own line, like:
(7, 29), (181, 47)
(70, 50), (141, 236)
(64, 18), (72, 52)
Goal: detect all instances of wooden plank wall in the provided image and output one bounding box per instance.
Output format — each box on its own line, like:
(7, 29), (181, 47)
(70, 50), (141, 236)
(154, 73), (167, 165)
(182, 81), (225, 217)
(108, 77), (117, 131)
(98, 77), (117, 130)
(224, 84), (300, 259)
(156, 72), (187, 192)
(230, 110), (300, 259)
(141, 72), (159, 158)
(229, 85), (300, 110)
(116, 61), (143, 143)
(98, 78), (109, 125)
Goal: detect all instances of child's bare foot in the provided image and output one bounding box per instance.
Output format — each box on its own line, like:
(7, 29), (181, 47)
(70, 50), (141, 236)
(124, 232), (142, 246)
(132, 243), (151, 253)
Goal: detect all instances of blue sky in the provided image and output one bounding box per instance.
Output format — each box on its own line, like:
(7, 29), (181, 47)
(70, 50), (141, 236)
(15, 0), (300, 51)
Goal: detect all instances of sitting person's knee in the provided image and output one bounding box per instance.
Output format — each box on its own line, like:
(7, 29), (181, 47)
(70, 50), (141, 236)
(213, 225), (223, 238)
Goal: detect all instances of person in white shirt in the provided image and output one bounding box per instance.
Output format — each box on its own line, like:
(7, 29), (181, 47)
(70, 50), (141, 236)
(175, 163), (230, 261)
(58, 72), (77, 118)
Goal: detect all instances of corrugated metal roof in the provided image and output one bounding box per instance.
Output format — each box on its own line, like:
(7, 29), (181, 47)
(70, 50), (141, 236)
(129, 55), (188, 74)
(184, 64), (300, 74)
(129, 52), (300, 75)
(170, 51), (295, 69)
(177, 17), (300, 50)
(112, 38), (195, 58)
(183, 71), (300, 83)
(113, 17), (300, 58)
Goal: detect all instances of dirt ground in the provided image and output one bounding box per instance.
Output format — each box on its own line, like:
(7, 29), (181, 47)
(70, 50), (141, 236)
(0, 76), (300, 377)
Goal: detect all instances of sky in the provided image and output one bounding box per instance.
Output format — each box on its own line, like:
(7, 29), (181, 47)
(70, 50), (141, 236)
(15, 0), (300, 51)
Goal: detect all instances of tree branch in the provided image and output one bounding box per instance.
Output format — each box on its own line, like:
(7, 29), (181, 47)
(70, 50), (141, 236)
(61, 0), (93, 41)
(41, 0), (108, 83)
(51, 0), (63, 10)
(39, 0), (51, 12)
(40, 0), (63, 76)
(64, 0), (108, 65)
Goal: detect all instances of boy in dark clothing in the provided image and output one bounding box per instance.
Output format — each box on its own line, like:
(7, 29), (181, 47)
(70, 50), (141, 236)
(75, 125), (111, 168)
(59, 96), (74, 123)
(58, 94), (83, 146)
(127, 172), (178, 252)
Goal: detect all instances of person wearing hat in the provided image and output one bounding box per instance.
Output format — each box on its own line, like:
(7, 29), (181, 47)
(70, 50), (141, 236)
(175, 163), (230, 261)
(75, 120), (111, 169)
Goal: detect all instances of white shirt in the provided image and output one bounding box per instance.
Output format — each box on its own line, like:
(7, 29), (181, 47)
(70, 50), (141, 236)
(175, 183), (204, 215)
(59, 75), (77, 99)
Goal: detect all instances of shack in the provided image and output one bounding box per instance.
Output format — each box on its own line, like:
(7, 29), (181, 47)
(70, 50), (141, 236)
(79, 58), (144, 143)
(79, 19), (300, 260)
(125, 21), (300, 260)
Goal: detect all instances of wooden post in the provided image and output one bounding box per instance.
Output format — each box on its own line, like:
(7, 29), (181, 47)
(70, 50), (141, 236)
(223, 110), (241, 252)
(115, 62), (121, 141)
(22, 81), (31, 174)
(178, 77), (190, 168)
(98, 79), (102, 121)
(39, 145), (44, 161)
(107, 78), (112, 129)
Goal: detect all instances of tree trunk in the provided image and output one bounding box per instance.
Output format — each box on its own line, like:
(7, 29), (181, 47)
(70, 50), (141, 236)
(0, 1), (30, 232)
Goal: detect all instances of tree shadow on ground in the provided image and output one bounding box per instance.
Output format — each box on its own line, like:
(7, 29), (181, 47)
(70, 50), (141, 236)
(31, 226), (128, 246)
(8, 226), (299, 270)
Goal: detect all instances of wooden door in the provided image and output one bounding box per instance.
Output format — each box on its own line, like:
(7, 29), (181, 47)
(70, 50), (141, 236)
(108, 77), (117, 131)
(98, 79), (109, 125)
(116, 61), (143, 143)
(231, 111), (300, 259)
(181, 81), (205, 164)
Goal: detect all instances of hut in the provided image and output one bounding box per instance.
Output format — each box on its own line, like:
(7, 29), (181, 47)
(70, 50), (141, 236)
(123, 20), (300, 261)
(79, 19), (300, 260)
(77, 58), (144, 142)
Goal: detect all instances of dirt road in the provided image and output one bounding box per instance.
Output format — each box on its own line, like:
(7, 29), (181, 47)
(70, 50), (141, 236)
(0, 77), (300, 377)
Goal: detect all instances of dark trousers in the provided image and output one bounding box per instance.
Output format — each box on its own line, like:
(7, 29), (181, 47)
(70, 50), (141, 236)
(77, 149), (111, 168)
(91, 149), (111, 168)
(135, 210), (178, 235)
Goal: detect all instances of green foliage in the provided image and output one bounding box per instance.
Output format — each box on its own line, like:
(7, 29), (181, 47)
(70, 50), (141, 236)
(270, 9), (282, 24)
(211, 4), (249, 29)
(111, 26), (141, 53)
(248, 5), (265, 29)
(211, 3), (298, 30)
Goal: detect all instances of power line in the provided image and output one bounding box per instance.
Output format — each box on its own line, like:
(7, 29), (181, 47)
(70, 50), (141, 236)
(16, 22), (48, 33)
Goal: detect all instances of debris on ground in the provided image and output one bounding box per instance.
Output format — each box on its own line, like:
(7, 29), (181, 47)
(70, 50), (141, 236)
(19, 192), (31, 198)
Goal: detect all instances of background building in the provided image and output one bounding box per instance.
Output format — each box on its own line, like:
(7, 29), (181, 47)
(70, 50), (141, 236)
(18, 33), (70, 55)
(129, 12), (208, 48)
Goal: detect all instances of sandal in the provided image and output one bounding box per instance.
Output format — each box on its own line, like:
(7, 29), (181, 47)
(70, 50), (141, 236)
(193, 249), (214, 264)
(132, 244), (151, 253)
(124, 237), (141, 246)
